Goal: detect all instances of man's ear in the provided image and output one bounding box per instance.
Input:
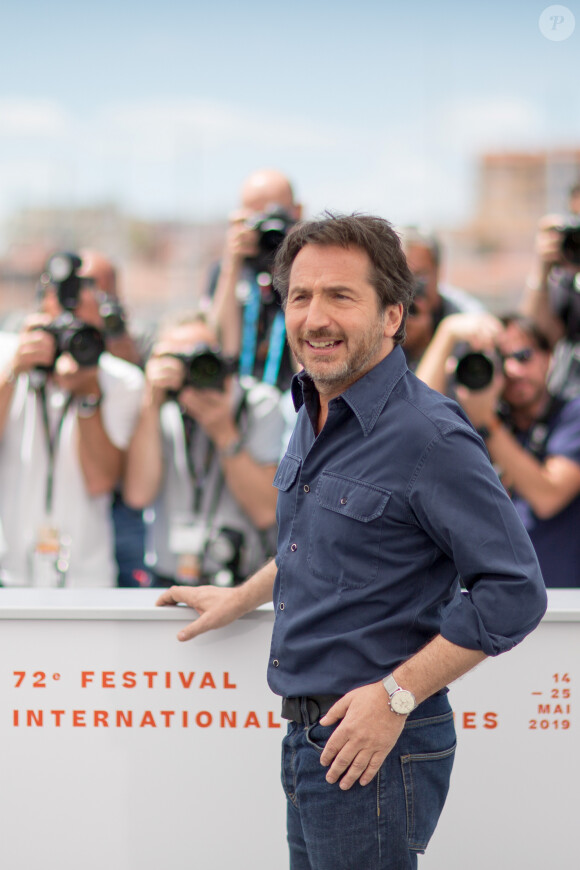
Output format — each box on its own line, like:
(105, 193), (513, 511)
(383, 304), (404, 338)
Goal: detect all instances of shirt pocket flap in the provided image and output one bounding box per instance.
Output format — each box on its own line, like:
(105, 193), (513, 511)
(316, 472), (391, 522)
(273, 453), (301, 492)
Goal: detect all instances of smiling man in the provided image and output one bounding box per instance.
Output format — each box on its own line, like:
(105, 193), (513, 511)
(157, 214), (546, 869)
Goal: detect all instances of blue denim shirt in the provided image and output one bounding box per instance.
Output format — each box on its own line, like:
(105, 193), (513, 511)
(268, 345), (547, 698)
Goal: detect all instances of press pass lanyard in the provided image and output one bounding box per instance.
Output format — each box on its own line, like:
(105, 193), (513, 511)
(181, 392), (248, 531)
(239, 275), (286, 386)
(39, 385), (72, 515)
(182, 414), (216, 516)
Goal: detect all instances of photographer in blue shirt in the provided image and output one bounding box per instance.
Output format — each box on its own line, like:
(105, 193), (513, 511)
(158, 213), (547, 870)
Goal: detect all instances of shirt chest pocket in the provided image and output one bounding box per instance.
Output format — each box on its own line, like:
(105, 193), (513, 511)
(308, 472), (391, 589)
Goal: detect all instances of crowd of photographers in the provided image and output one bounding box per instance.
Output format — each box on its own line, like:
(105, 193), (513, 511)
(0, 170), (579, 590)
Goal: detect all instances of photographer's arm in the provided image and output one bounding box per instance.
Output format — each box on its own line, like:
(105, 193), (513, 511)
(218, 449), (278, 529)
(482, 420), (580, 519)
(123, 355), (184, 508)
(520, 215), (566, 346)
(179, 384), (278, 529)
(122, 385), (165, 508)
(76, 406), (124, 497)
(54, 359), (124, 497)
(0, 323), (56, 439)
(457, 386), (580, 519)
(156, 556), (277, 641)
(208, 213), (260, 359)
(208, 257), (243, 360)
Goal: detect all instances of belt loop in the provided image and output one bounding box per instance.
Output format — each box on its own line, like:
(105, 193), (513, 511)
(300, 697), (310, 726)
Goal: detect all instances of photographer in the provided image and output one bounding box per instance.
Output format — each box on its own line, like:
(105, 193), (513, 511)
(401, 226), (484, 370)
(0, 252), (144, 587)
(416, 311), (580, 587)
(521, 196), (580, 400)
(207, 169), (302, 391)
(123, 312), (285, 587)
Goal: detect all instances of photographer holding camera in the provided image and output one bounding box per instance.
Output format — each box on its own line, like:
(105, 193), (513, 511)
(401, 226), (485, 370)
(0, 252), (144, 587)
(521, 190), (580, 400)
(416, 310), (580, 587)
(123, 312), (285, 587)
(207, 168), (302, 391)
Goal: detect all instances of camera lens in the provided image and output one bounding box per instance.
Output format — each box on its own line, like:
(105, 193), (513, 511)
(187, 350), (226, 390)
(455, 351), (495, 391)
(62, 323), (105, 368)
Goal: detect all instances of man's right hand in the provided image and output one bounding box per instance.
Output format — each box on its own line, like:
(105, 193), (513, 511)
(156, 558), (278, 643)
(156, 584), (245, 642)
(12, 318), (56, 374)
(143, 353), (186, 407)
(223, 209), (260, 267)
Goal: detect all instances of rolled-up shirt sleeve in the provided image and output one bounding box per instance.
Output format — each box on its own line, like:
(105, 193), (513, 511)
(408, 426), (548, 656)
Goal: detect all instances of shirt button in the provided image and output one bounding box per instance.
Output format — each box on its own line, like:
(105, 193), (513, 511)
(273, 659), (280, 667)
(303, 484), (310, 493)
(279, 602), (285, 610)
(340, 497), (348, 505)
(290, 543), (298, 552)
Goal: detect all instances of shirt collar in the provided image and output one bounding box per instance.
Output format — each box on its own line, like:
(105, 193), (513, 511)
(291, 345), (408, 436)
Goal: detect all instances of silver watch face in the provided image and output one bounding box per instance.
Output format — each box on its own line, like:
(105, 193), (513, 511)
(390, 689), (416, 715)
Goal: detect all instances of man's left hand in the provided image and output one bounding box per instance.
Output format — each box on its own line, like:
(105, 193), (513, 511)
(456, 375), (503, 430)
(178, 380), (239, 448)
(319, 680), (406, 791)
(53, 354), (101, 398)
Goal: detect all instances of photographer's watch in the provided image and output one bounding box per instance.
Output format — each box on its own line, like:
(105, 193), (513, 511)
(77, 393), (103, 419)
(382, 673), (417, 716)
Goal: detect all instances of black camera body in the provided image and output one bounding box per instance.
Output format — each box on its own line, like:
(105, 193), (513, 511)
(454, 349), (497, 391)
(40, 313), (105, 371)
(245, 208), (295, 272)
(167, 344), (238, 394)
(39, 251), (127, 336)
(560, 219), (580, 267)
(39, 252), (84, 311)
(98, 297), (127, 337)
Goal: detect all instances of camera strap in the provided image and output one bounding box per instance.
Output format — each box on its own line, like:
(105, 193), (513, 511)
(501, 396), (566, 463)
(181, 391), (248, 566)
(239, 275), (286, 386)
(38, 384), (73, 515)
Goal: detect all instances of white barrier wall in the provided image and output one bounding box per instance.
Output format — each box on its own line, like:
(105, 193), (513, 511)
(0, 588), (577, 869)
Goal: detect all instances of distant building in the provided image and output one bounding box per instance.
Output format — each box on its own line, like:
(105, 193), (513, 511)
(472, 148), (580, 246)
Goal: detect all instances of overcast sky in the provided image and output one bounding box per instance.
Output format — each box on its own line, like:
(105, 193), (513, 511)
(0, 1), (578, 230)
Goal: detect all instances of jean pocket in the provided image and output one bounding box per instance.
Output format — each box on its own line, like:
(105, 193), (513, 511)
(305, 721), (337, 754)
(400, 739), (456, 853)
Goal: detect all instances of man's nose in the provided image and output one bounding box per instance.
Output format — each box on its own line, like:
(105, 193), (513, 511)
(304, 294), (332, 332)
(502, 356), (522, 378)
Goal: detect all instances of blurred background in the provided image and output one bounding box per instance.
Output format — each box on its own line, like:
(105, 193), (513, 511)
(0, 0), (578, 325)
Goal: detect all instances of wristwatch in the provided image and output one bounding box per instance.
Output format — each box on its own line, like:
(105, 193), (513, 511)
(77, 393), (103, 419)
(476, 416), (501, 442)
(382, 673), (417, 716)
(218, 435), (244, 458)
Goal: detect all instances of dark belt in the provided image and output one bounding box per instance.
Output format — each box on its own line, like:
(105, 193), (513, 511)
(281, 695), (341, 724)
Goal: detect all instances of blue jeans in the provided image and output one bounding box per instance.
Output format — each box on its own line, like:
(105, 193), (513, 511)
(281, 693), (456, 870)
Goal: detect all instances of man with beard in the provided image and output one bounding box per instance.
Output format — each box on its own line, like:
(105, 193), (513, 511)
(416, 311), (580, 587)
(158, 214), (546, 869)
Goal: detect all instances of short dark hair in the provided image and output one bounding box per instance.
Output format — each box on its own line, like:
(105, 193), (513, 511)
(500, 313), (553, 352)
(273, 212), (415, 344)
